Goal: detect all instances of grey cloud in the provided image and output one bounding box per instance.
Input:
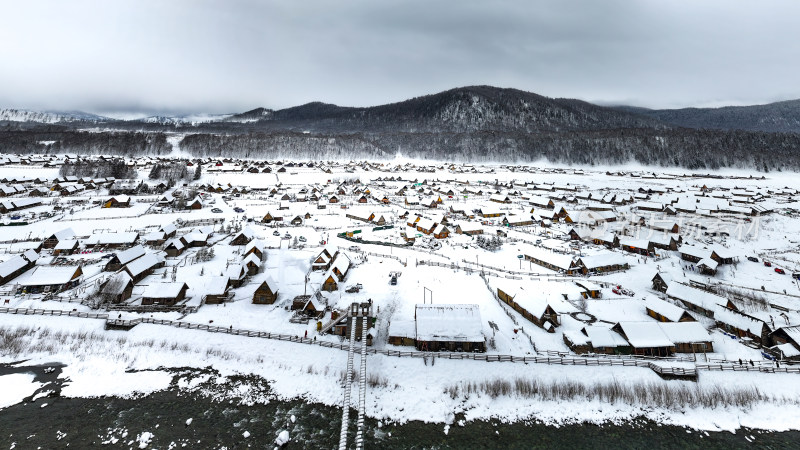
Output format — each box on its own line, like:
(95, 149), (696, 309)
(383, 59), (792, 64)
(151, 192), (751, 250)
(0, 0), (798, 115)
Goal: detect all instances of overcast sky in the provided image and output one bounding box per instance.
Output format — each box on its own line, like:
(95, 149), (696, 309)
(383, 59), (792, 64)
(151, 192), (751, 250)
(1, 0), (799, 116)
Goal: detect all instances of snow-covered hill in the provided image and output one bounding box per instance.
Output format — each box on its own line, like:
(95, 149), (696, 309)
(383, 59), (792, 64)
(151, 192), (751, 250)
(0, 108), (110, 123)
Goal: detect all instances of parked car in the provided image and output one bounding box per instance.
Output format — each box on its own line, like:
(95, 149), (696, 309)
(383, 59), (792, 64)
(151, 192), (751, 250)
(234, 207), (244, 213)
(273, 230), (280, 236)
(775, 268), (786, 274)
(764, 261), (773, 267)
(747, 256), (759, 262)
(211, 208), (223, 213)
(298, 236), (307, 242)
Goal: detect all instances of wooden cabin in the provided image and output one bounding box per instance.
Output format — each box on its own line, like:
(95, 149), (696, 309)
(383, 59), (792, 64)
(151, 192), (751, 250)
(252, 278), (279, 304)
(141, 282), (188, 306)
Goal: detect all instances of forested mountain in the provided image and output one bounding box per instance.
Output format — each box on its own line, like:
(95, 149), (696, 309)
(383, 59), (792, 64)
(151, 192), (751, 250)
(2, 86), (800, 170)
(615, 99), (800, 133)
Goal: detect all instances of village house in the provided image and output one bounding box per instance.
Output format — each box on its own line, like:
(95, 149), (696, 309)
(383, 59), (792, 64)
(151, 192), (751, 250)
(163, 237), (187, 257)
(665, 283), (737, 318)
(0, 250), (39, 286)
(52, 239), (79, 256)
(140, 282), (188, 306)
(414, 304), (486, 352)
(523, 247), (579, 275)
(262, 211), (284, 223)
(244, 240), (265, 261)
(497, 287), (560, 332)
(243, 253), (262, 275)
(18, 265), (83, 294)
(576, 253), (629, 275)
(123, 252), (165, 284)
(104, 245), (146, 271)
(563, 325), (631, 355)
(611, 322), (675, 357)
(202, 276), (230, 304)
(226, 263), (248, 288)
(103, 195), (131, 208)
(644, 297), (696, 322)
(768, 326), (800, 361)
(312, 247), (338, 271)
(42, 228), (75, 249)
(230, 228), (255, 246)
(84, 232), (139, 249)
(100, 271), (134, 303)
(387, 320), (417, 346)
(252, 277), (279, 304)
(455, 222), (484, 235)
(714, 308), (771, 346)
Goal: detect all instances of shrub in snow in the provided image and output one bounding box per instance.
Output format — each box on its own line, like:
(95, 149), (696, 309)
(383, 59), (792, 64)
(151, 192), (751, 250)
(275, 430), (290, 447)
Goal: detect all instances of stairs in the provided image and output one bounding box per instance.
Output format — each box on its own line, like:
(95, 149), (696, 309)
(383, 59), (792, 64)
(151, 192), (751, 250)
(355, 315), (369, 450)
(338, 315), (358, 450)
(320, 309), (349, 335)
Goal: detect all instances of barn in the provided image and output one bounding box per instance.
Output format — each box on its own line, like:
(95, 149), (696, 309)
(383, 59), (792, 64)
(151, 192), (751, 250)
(414, 304), (485, 352)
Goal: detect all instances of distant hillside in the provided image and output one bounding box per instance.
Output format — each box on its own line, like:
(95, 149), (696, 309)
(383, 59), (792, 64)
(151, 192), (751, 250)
(615, 99), (800, 133)
(0, 108), (110, 124)
(221, 86), (666, 134)
(4, 86), (800, 170)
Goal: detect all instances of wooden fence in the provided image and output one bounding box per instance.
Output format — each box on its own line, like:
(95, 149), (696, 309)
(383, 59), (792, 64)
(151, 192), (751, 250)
(5, 306), (800, 377)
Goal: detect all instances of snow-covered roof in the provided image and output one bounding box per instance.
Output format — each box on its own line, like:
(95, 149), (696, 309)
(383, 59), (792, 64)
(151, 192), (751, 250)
(658, 322), (710, 344)
(0, 254), (30, 278)
(226, 263), (246, 280)
(115, 245), (146, 266)
(583, 325), (630, 348)
(777, 326), (800, 345)
(164, 237), (186, 250)
(523, 245), (575, 271)
(666, 283), (728, 311)
(19, 265), (81, 287)
(54, 239), (78, 250)
(644, 297), (689, 322)
(388, 320), (416, 339)
(245, 239), (264, 253)
(50, 228), (75, 241)
(141, 282), (187, 299)
(101, 271), (133, 295)
(679, 245), (712, 259)
(697, 257), (718, 270)
(242, 253), (261, 266)
(578, 253), (627, 269)
(415, 304), (484, 343)
(124, 253), (161, 277)
(615, 322), (674, 348)
(714, 308), (766, 335)
(456, 221), (483, 232)
(160, 223), (177, 235)
(85, 232), (138, 246)
(202, 276), (229, 296)
(771, 343), (800, 358)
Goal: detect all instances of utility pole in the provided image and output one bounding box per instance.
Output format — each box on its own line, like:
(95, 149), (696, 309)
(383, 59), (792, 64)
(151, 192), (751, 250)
(423, 287), (432, 304)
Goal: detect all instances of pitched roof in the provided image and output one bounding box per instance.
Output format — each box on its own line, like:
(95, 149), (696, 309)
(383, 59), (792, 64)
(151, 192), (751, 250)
(19, 265), (81, 286)
(141, 282), (187, 299)
(115, 245), (146, 266)
(415, 304), (484, 342)
(615, 322), (674, 348)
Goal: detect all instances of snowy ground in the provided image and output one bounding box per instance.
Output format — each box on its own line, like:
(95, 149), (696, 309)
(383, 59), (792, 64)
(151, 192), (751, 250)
(2, 159), (800, 432)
